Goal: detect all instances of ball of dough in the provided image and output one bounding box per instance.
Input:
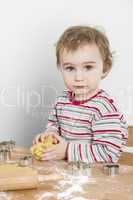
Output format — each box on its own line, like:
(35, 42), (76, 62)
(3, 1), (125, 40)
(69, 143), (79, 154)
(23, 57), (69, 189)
(31, 135), (57, 160)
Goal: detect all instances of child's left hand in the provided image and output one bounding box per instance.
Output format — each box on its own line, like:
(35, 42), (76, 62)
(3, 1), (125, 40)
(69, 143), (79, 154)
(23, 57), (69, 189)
(41, 133), (68, 160)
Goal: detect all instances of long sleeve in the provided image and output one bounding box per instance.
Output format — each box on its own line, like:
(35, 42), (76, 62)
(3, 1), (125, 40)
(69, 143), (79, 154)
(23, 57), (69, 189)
(45, 99), (60, 135)
(66, 112), (128, 163)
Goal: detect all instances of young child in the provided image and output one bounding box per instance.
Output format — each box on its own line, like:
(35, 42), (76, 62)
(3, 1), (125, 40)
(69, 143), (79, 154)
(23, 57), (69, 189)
(33, 25), (128, 163)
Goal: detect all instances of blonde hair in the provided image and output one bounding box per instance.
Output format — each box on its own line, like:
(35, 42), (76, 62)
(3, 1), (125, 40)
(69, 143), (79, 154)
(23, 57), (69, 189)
(56, 25), (113, 74)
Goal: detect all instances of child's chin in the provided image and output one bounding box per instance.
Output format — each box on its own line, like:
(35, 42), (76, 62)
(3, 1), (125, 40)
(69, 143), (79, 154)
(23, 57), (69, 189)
(74, 92), (89, 98)
(74, 90), (88, 95)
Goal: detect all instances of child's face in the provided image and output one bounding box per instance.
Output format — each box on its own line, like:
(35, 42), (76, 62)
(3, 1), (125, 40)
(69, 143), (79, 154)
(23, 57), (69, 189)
(59, 43), (106, 100)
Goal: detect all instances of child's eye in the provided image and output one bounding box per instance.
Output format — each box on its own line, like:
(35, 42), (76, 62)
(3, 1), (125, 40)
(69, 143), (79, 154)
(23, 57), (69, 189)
(84, 65), (93, 70)
(65, 66), (75, 71)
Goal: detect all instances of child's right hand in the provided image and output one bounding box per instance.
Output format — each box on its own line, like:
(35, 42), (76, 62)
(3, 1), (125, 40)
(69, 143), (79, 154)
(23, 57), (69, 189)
(31, 132), (59, 160)
(32, 132), (58, 145)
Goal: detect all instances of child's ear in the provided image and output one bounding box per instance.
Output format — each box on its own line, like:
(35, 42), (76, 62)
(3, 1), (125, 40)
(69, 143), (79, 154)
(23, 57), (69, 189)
(101, 70), (110, 79)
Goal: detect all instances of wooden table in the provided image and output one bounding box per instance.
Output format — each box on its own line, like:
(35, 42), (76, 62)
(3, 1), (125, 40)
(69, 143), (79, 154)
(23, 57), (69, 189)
(0, 147), (133, 200)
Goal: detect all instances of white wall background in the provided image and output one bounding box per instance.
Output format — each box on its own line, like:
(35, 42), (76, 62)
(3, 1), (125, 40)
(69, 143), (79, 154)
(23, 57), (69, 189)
(0, 0), (133, 146)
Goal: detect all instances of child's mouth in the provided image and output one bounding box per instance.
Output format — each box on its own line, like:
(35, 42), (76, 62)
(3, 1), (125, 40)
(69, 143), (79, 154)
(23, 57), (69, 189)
(74, 86), (85, 89)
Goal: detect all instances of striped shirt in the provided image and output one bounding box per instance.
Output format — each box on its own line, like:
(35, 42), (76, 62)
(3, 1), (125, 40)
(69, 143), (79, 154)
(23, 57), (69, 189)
(46, 89), (128, 163)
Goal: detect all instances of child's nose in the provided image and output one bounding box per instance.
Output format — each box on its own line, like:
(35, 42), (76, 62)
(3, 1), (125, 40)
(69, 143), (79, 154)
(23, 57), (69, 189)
(75, 70), (84, 81)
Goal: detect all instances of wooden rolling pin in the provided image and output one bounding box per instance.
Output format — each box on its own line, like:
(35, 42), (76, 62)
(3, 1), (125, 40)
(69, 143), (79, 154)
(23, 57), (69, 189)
(0, 164), (63, 191)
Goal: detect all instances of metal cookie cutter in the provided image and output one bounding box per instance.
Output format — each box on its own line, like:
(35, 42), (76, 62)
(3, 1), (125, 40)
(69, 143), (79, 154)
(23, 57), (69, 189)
(18, 155), (33, 167)
(8, 140), (16, 152)
(0, 149), (11, 163)
(104, 164), (119, 176)
(68, 161), (91, 176)
(0, 140), (16, 151)
(0, 141), (9, 151)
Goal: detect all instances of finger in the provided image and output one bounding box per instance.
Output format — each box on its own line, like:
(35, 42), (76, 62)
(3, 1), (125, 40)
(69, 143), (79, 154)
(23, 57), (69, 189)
(42, 155), (57, 161)
(42, 151), (57, 161)
(40, 134), (46, 142)
(33, 133), (43, 144)
(53, 137), (59, 144)
(32, 137), (38, 145)
(43, 153), (61, 160)
(42, 145), (57, 155)
(44, 132), (60, 141)
(46, 132), (61, 143)
(52, 134), (64, 142)
(40, 132), (56, 141)
(35, 134), (42, 144)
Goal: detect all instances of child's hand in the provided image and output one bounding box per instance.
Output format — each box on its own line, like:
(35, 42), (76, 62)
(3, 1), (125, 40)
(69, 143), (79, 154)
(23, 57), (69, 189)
(31, 132), (59, 160)
(32, 131), (58, 145)
(41, 133), (67, 160)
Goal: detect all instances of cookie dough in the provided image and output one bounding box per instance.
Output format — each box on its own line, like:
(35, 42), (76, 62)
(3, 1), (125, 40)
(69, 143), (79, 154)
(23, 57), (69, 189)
(31, 135), (57, 160)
